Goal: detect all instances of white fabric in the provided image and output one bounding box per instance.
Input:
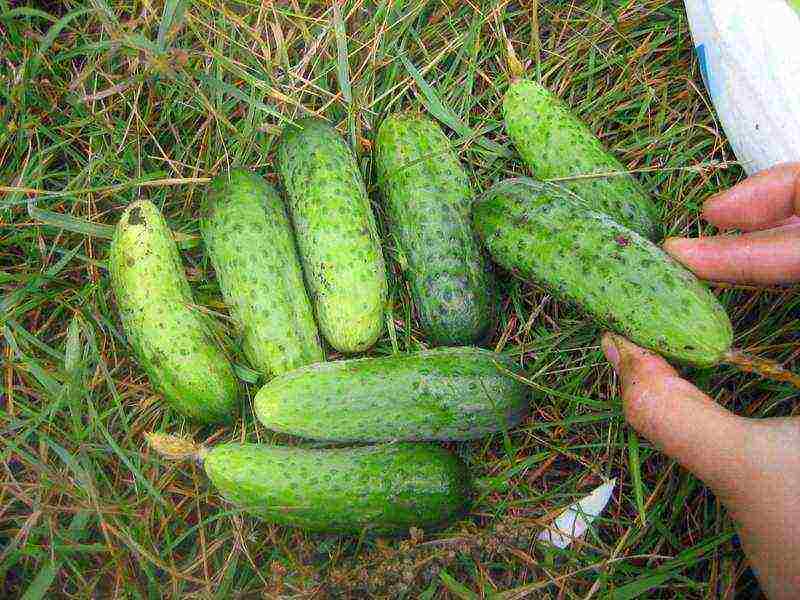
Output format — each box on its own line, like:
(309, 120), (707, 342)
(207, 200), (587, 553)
(684, 0), (800, 174)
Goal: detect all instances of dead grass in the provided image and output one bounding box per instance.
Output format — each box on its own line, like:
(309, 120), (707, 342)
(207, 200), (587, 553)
(1, 1), (796, 597)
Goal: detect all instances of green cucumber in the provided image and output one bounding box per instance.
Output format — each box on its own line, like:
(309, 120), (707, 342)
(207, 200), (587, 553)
(503, 78), (659, 239)
(163, 439), (469, 534)
(277, 118), (388, 353)
(110, 201), (238, 423)
(473, 179), (733, 366)
(375, 113), (496, 345)
(200, 169), (324, 377)
(255, 346), (528, 442)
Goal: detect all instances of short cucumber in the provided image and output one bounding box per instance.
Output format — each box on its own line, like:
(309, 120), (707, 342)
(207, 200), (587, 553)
(375, 113), (497, 345)
(277, 118), (388, 353)
(110, 201), (238, 423)
(473, 178), (733, 366)
(255, 346), (529, 441)
(202, 442), (470, 534)
(503, 78), (659, 239)
(200, 169), (324, 377)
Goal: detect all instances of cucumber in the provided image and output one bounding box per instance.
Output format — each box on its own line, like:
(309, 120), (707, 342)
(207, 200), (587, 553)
(503, 78), (659, 240)
(277, 118), (388, 353)
(375, 113), (496, 345)
(202, 442), (470, 534)
(473, 179), (733, 366)
(255, 346), (529, 442)
(200, 169), (324, 377)
(109, 201), (238, 423)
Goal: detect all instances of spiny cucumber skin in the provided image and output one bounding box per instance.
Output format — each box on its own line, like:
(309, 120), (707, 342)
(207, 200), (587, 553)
(200, 169), (324, 378)
(375, 113), (497, 345)
(255, 346), (529, 442)
(109, 201), (238, 423)
(277, 118), (388, 353)
(474, 179), (733, 367)
(203, 442), (470, 534)
(503, 79), (659, 240)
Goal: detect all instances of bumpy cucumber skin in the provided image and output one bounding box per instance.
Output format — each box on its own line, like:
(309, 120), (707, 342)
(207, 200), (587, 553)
(255, 346), (529, 442)
(503, 79), (659, 240)
(474, 179), (733, 366)
(109, 201), (238, 423)
(200, 169), (324, 378)
(375, 113), (497, 345)
(203, 442), (470, 534)
(276, 119), (388, 353)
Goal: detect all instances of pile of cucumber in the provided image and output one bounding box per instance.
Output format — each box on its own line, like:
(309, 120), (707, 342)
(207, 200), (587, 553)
(120, 78), (739, 534)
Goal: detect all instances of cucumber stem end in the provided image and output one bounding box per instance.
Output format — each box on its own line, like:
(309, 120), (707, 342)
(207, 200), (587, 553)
(146, 432), (207, 462)
(723, 350), (800, 389)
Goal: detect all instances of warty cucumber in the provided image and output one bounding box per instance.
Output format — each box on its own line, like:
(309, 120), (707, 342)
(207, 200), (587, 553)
(473, 178), (733, 366)
(110, 201), (238, 423)
(504, 78), (659, 240)
(147, 434), (470, 534)
(200, 168), (324, 377)
(375, 113), (497, 345)
(277, 118), (388, 353)
(255, 346), (528, 442)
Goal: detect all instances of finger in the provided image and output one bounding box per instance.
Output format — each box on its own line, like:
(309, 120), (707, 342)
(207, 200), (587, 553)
(603, 333), (800, 599)
(744, 214), (800, 238)
(702, 162), (800, 231)
(663, 228), (800, 285)
(601, 333), (750, 496)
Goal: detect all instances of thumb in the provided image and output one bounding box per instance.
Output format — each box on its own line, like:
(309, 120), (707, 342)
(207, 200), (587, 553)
(603, 333), (800, 599)
(601, 333), (749, 500)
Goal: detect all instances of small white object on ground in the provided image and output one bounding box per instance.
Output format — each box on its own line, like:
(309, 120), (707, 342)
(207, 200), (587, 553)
(684, 0), (800, 175)
(537, 479), (617, 549)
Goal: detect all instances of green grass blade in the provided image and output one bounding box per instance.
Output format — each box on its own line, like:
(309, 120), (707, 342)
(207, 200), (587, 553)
(157, 0), (185, 49)
(400, 55), (510, 158)
(332, 1), (356, 147)
(439, 570), (479, 600)
(87, 0), (117, 27)
(399, 55), (469, 136)
(28, 203), (114, 239)
(627, 429), (647, 526)
(0, 243), (81, 322)
(332, 3), (351, 106)
(0, 7), (58, 22)
(26, 8), (93, 80)
(610, 571), (675, 600)
(20, 512), (90, 600)
(193, 72), (286, 123)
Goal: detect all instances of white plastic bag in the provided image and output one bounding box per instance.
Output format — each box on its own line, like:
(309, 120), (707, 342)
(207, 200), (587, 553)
(537, 479), (616, 549)
(684, 0), (800, 174)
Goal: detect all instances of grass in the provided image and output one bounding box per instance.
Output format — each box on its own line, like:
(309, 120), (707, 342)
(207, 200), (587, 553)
(1, 0), (797, 597)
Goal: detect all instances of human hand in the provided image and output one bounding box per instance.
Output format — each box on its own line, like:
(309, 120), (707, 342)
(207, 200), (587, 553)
(602, 163), (800, 599)
(662, 162), (800, 285)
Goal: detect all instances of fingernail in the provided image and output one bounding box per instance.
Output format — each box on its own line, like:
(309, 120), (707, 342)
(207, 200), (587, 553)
(701, 195), (731, 228)
(662, 237), (693, 261)
(702, 191), (725, 214)
(601, 333), (621, 372)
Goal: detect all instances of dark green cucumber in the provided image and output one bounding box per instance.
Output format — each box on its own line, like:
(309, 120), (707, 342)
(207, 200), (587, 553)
(200, 169), (324, 377)
(473, 179), (732, 366)
(277, 118), (388, 353)
(203, 442), (470, 534)
(375, 113), (496, 345)
(109, 201), (238, 423)
(503, 78), (659, 239)
(255, 346), (528, 442)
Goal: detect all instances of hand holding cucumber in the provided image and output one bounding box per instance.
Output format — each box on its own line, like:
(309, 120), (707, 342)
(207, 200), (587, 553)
(602, 163), (800, 600)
